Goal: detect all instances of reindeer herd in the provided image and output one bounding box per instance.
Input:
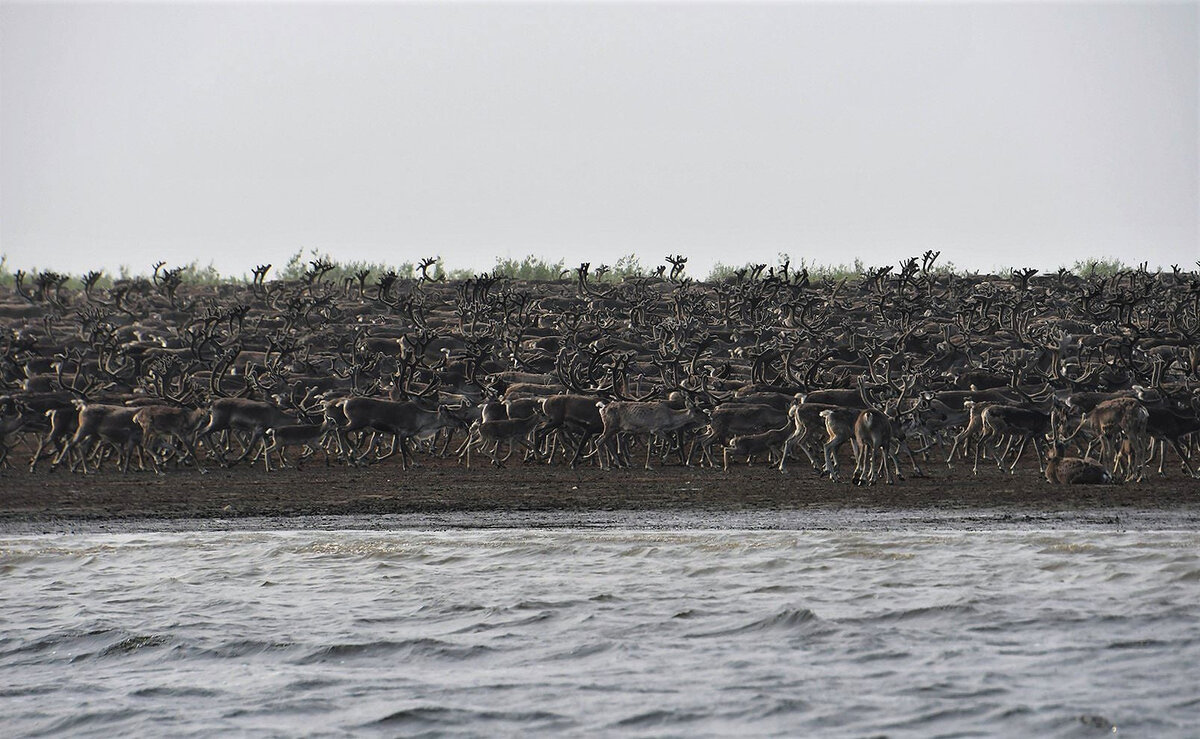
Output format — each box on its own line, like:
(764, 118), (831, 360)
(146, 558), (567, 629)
(2, 253), (1199, 488)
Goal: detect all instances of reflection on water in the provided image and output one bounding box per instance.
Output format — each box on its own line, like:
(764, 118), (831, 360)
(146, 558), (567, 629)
(2, 527), (1198, 736)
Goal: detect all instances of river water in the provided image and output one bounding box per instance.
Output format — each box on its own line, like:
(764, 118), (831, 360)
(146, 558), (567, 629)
(2, 517), (1198, 736)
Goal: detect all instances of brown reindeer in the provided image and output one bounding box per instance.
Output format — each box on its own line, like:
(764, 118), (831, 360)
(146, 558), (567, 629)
(1045, 442), (1111, 485)
(335, 397), (461, 468)
(975, 404), (1053, 475)
(133, 405), (208, 473)
(463, 413), (544, 468)
(28, 406), (80, 472)
(53, 403), (143, 473)
(197, 398), (297, 467)
(947, 400), (999, 471)
(1144, 406), (1200, 477)
(534, 394), (604, 468)
(1063, 397), (1149, 481)
(693, 403), (789, 467)
(852, 409), (899, 485)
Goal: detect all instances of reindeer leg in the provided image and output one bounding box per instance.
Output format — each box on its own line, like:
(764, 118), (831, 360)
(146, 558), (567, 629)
(972, 428), (990, 475)
(886, 448), (902, 484)
(1168, 438), (1196, 477)
(823, 437), (841, 481)
(901, 441), (921, 478)
(180, 433), (206, 474)
(1031, 436), (1046, 474)
(568, 431), (593, 469)
(778, 430), (799, 473)
(1007, 436), (1028, 474)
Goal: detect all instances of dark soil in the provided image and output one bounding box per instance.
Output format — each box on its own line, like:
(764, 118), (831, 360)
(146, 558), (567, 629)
(2, 455), (1197, 524)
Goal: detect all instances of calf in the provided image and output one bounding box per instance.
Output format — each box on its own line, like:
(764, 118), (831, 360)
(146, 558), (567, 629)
(976, 405), (1052, 474)
(262, 424), (332, 470)
(723, 425), (792, 471)
(463, 413), (543, 468)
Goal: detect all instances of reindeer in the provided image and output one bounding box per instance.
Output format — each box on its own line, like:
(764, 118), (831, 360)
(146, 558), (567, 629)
(819, 407), (862, 482)
(947, 400), (1000, 471)
(463, 413), (544, 468)
(1112, 438), (1138, 482)
(594, 400), (705, 470)
(133, 404), (208, 473)
(693, 403), (788, 467)
(53, 402), (144, 473)
(0, 406), (35, 468)
(1062, 397), (1150, 481)
(335, 397), (462, 468)
(975, 404), (1053, 474)
(196, 398), (297, 467)
(1045, 442), (1111, 485)
(851, 408), (900, 485)
(534, 394), (605, 468)
(502, 382), (568, 400)
(1144, 406), (1200, 477)
(723, 424), (792, 471)
(778, 399), (844, 473)
(28, 406), (80, 472)
(486, 371), (560, 390)
(838, 376), (916, 485)
(262, 424), (333, 470)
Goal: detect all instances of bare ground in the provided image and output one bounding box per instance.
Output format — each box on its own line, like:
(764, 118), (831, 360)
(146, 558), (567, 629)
(2, 454), (1198, 527)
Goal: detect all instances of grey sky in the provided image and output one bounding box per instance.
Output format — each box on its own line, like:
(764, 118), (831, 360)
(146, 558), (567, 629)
(1, 1), (1196, 279)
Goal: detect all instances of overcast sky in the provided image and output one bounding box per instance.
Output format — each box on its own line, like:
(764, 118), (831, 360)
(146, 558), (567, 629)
(1, 2), (1196, 279)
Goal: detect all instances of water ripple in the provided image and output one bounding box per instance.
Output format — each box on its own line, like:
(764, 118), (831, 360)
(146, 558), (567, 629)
(1, 528), (1197, 736)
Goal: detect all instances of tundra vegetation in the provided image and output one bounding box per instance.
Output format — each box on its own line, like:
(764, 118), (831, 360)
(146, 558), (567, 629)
(1, 250), (1198, 487)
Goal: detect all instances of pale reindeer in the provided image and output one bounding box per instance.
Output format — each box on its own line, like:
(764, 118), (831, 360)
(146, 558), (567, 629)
(594, 400), (705, 470)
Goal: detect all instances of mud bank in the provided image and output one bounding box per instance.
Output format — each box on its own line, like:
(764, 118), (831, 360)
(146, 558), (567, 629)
(2, 459), (1197, 532)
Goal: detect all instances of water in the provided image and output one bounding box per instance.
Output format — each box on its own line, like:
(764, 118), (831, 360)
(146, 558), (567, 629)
(2, 522), (1198, 737)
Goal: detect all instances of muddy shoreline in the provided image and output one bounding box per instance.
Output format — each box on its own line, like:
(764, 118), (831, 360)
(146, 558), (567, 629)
(2, 458), (1198, 533)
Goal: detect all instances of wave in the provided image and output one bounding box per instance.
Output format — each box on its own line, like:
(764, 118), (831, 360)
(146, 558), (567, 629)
(188, 639), (298, 659)
(545, 641), (614, 660)
(862, 602), (980, 623)
(0, 628), (114, 660)
(689, 607), (820, 637)
(1106, 639), (1172, 650)
(611, 708), (705, 728)
(26, 709), (141, 737)
(96, 634), (171, 658)
(128, 686), (222, 699)
(1, 628), (172, 665)
(449, 609), (554, 635)
(293, 638), (496, 665)
(366, 705), (567, 730)
(512, 599), (581, 610)
(4, 528), (1197, 737)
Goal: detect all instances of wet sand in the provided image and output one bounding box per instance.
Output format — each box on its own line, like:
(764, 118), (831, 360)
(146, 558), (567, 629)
(2, 457), (1198, 532)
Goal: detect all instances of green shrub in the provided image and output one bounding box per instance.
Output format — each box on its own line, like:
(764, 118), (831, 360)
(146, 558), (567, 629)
(491, 255), (567, 281)
(277, 248), (417, 283)
(1071, 257), (1129, 278)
